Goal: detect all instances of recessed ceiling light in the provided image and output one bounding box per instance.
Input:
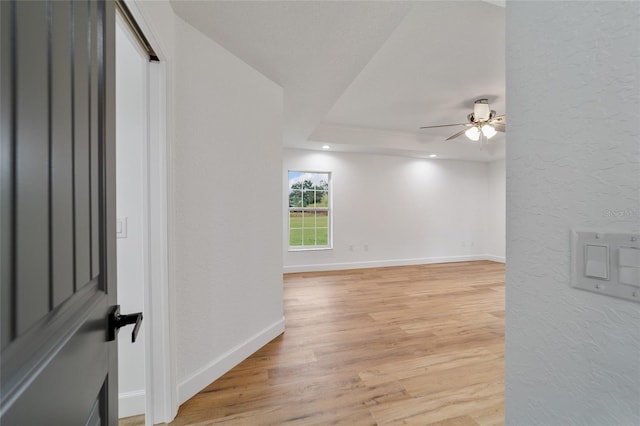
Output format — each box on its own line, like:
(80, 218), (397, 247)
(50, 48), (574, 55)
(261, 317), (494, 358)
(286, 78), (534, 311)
(322, 145), (330, 150)
(429, 154), (437, 158)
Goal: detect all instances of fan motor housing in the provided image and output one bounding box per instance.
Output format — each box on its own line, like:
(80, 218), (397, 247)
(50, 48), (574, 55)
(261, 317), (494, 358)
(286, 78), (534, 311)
(473, 99), (491, 121)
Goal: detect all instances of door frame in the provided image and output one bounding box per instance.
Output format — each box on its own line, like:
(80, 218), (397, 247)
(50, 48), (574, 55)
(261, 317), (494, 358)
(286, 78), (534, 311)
(144, 59), (177, 425)
(118, 2), (176, 423)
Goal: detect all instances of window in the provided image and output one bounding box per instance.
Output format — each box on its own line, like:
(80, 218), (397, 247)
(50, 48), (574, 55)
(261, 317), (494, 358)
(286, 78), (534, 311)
(288, 171), (331, 250)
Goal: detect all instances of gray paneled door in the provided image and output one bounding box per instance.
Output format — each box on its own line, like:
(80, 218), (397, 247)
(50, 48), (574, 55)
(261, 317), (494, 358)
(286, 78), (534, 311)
(1, 0), (118, 424)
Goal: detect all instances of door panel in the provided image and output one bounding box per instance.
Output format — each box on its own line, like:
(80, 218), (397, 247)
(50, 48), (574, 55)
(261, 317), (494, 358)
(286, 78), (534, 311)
(14, 0), (50, 335)
(0, 0), (13, 351)
(1, 1), (117, 424)
(73, 0), (93, 290)
(50, 0), (75, 308)
(2, 285), (108, 424)
(90, 0), (101, 281)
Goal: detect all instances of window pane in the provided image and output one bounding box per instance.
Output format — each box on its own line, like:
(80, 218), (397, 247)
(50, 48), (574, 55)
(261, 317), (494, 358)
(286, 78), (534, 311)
(289, 190), (303, 207)
(316, 227), (328, 245)
(289, 228), (302, 246)
(317, 174), (329, 188)
(303, 228), (316, 246)
(302, 187), (313, 207)
(302, 211), (315, 227)
(315, 190), (327, 206)
(289, 210), (302, 228)
(317, 211), (328, 228)
(289, 210), (302, 246)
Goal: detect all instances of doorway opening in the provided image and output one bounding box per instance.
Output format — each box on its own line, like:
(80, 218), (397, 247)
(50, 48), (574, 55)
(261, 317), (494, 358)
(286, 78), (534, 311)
(115, 4), (174, 424)
(115, 11), (148, 421)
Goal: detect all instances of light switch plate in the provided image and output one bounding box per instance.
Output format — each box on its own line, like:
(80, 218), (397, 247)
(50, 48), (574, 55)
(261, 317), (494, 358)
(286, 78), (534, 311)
(117, 217), (128, 239)
(572, 230), (640, 303)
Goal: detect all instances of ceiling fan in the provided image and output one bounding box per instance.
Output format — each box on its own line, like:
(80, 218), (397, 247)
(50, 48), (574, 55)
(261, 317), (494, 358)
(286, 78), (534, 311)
(420, 98), (505, 142)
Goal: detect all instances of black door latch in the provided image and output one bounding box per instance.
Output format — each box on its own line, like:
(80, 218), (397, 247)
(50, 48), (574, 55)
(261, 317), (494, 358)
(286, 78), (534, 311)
(108, 305), (143, 343)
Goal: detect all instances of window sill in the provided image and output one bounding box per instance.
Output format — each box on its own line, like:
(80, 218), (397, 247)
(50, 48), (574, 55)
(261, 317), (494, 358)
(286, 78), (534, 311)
(288, 247), (333, 252)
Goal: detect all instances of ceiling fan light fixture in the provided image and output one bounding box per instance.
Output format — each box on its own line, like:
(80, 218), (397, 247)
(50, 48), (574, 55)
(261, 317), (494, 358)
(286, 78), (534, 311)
(481, 124), (497, 139)
(419, 98), (505, 144)
(465, 126), (480, 141)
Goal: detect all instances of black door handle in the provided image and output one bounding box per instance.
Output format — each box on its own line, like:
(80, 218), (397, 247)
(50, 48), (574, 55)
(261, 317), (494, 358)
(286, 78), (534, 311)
(108, 305), (143, 343)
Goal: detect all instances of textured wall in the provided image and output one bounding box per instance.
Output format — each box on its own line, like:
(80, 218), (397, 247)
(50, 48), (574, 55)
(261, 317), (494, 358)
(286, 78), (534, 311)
(172, 14), (284, 399)
(487, 160), (505, 261)
(506, 2), (640, 425)
(283, 149), (493, 271)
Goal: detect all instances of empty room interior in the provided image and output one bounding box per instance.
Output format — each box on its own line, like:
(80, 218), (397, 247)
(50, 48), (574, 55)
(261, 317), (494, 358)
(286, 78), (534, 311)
(3, 0), (637, 425)
(114, 0), (640, 425)
(110, 1), (640, 425)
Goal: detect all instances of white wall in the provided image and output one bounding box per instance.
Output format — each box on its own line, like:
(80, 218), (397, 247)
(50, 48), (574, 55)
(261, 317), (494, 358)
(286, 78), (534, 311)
(171, 16), (284, 404)
(283, 149), (496, 272)
(134, 2), (285, 408)
(487, 159), (505, 262)
(506, 2), (640, 425)
(115, 17), (147, 418)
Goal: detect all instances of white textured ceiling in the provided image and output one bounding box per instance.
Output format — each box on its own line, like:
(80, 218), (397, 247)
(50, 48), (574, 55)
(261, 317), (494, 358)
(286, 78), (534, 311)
(170, 0), (505, 161)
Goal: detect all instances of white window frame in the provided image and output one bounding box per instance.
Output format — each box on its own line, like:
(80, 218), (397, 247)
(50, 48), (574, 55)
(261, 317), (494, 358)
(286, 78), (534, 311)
(287, 171), (332, 251)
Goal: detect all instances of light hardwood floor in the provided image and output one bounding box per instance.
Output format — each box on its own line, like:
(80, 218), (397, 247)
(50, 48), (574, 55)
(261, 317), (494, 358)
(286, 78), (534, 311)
(121, 261), (505, 426)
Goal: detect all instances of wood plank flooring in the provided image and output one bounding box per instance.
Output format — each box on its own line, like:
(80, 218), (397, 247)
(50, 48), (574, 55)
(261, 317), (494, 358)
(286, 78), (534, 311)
(165, 261), (505, 425)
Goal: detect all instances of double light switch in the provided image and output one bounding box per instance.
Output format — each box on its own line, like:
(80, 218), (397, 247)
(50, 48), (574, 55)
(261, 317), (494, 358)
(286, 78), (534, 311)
(572, 231), (640, 303)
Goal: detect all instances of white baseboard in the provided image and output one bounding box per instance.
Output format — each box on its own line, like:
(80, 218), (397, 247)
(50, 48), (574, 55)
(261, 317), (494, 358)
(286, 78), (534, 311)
(119, 389), (145, 419)
(283, 254), (490, 273)
(485, 254), (505, 263)
(177, 317), (285, 405)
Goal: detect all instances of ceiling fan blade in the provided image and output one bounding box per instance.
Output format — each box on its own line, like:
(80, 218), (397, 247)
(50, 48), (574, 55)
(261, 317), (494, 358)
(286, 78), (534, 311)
(445, 128), (468, 141)
(493, 123), (505, 132)
(420, 123), (467, 129)
(490, 114), (505, 123)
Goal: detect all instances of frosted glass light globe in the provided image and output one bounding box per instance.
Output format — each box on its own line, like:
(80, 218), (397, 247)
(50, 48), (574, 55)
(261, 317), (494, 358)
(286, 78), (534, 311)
(481, 124), (497, 139)
(465, 126), (480, 141)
